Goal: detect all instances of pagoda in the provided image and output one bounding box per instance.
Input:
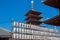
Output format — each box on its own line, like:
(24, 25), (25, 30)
(25, 0), (43, 25)
(42, 0), (60, 26)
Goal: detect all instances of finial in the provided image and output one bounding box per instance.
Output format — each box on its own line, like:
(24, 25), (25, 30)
(31, 0), (34, 10)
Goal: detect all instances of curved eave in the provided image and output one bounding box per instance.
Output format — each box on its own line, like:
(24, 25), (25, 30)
(26, 21), (41, 25)
(25, 10), (42, 16)
(26, 19), (42, 23)
(43, 0), (60, 9)
(42, 15), (60, 26)
(26, 14), (43, 18)
(25, 15), (43, 20)
(25, 17), (41, 20)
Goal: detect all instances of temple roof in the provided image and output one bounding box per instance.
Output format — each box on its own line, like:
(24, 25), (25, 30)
(42, 15), (60, 26)
(25, 14), (43, 20)
(25, 10), (42, 16)
(0, 28), (11, 38)
(43, 0), (60, 9)
(26, 19), (41, 23)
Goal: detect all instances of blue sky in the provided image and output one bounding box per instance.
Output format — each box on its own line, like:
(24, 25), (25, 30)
(0, 0), (60, 32)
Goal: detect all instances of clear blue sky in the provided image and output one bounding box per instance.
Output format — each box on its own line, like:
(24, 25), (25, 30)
(0, 0), (60, 32)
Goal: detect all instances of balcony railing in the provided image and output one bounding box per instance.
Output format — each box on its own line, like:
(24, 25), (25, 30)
(13, 27), (59, 37)
(12, 22), (60, 39)
(12, 33), (60, 40)
(13, 22), (58, 33)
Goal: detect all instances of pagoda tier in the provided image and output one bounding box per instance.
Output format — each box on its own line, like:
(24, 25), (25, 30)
(26, 19), (41, 25)
(25, 10), (42, 16)
(25, 14), (43, 20)
(43, 0), (60, 9)
(25, 10), (42, 25)
(42, 15), (60, 26)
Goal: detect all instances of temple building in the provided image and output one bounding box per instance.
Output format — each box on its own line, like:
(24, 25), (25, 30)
(11, 0), (60, 40)
(11, 21), (60, 40)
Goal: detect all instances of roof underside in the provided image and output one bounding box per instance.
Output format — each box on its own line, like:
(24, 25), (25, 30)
(43, 15), (60, 26)
(43, 0), (60, 9)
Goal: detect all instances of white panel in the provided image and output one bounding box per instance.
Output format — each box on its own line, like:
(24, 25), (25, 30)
(32, 35), (33, 39)
(16, 22), (19, 27)
(26, 35), (29, 39)
(26, 24), (28, 28)
(19, 23), (22, 27)
(28, 25), (31, 28)
(38, 31), (40, 35)
(13, 27), (16, 32)
(41, 32), (45, 35)
(27, 29), (32, 34)
(13, 33), (15, 38)
(15, 34), (17, 39)
(31, 35), (33, 39)
(34, 26), (37, 29)
(36, 36), (38, 39)
(36, 36), (37, 39)
(24, 35), (27, 39)
(26, 29), (29, 33)
(32, 30), (34, 34)
(24, 24), (27, 28)
(13, 21), (16, 26)
(15, 22), (18, 27)
(49, 29), (54, 32)
(34, 35), (35, 39)
(43, 28), (49, 32)
(38, 36), (40, 39)
(30, 35), (31, 39)
(22, 23), (25, 28)
(36, 31), (38, 34)
(16, 34), (18, 39)
(24, 29), (26, 33)
(45, 32), (48, 35)
(49, 33), (51, 36)
(48, 37), (52, 40)
(17, 28), (19, 32)
(31, 25), (34, 29)
(22, 28), (25, 33)
(19, 28), (21, 33)
(22, 34), (25, 39)
(55, 30), (58, 33)
(27, 24), (31, 28)
(19, 34), (21, 39)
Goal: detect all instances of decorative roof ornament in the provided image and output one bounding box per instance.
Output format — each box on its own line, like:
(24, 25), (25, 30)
(31, 0), (34, 10)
